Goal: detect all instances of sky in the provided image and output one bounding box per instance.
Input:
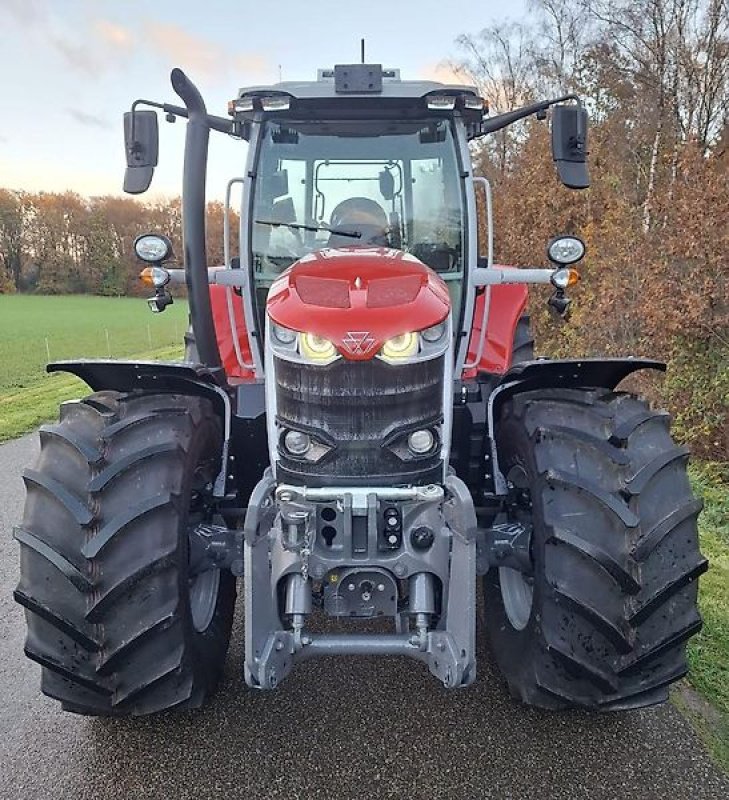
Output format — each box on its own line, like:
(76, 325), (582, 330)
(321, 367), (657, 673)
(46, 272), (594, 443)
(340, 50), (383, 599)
(0, 0), (525, 200)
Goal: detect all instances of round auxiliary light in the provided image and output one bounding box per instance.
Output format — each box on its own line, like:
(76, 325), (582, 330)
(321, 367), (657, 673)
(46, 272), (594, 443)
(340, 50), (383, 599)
(421, 322), (446, 343)
(284, 430), (311, 456)
(382, 332), (418, 360)
(547, 235), (585, 266)
(408, 429), (435, 456)
(134, 233), (173, 264)
(300, 333), (337, 361)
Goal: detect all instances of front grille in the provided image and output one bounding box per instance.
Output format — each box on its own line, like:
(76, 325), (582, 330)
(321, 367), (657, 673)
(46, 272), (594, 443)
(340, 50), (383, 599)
(274, 355), (445, 486)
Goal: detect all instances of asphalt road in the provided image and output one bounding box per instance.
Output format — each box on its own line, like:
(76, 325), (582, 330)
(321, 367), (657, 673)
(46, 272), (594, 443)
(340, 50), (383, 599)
(1, 432), (727, 800)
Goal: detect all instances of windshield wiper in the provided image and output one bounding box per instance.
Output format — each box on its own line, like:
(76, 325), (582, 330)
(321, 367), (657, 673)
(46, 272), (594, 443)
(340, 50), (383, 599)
(255, 219), (362, 239)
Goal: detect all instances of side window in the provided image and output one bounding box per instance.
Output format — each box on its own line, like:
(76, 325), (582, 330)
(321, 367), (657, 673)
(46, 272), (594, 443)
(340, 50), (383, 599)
(409, 154), (463, 275)
(411, 158), (447, 242)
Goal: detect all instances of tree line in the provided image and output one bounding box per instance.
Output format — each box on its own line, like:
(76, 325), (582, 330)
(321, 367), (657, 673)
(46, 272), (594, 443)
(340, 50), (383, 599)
(0, 191), (235, 296)
(457, 0), (728, 460)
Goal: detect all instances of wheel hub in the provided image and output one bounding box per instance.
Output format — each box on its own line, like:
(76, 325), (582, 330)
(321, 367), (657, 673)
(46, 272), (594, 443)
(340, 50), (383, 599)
(499, 465), (535, 631)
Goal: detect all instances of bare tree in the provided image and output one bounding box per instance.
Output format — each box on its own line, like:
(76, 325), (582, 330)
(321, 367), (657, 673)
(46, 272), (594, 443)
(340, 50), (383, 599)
(529, 0), (592, 94)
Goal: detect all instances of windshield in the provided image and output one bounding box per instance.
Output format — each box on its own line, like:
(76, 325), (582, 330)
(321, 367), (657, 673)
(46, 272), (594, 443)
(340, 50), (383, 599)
(250, 118), (466, 309)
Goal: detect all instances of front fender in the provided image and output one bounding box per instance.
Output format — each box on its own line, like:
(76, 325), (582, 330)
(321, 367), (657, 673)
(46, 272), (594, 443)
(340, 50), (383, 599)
(487, 357), (665, 494)
(48, 360), (232, 495)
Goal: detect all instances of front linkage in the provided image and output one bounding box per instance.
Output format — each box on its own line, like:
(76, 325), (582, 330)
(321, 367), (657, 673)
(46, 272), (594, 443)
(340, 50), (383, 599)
(187, 469), (531, 690)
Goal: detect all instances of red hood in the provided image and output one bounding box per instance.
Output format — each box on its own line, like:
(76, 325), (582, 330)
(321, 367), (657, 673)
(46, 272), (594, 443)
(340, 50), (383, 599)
(266, 248), (450, 360)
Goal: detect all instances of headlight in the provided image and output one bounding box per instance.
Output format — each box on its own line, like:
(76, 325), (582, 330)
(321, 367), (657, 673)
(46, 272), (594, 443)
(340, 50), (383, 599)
(547, 235), (585, 265)
(271, 323), (297, 345)
(421, 322), (446, 343)
(283, 430), (311, 456)
(279, 428), (332, 463)
(378, 319), (450, 364)
(408, 429), (435, 455)
(300, 333), (337, 362)
(386, 426), (441, 462)
(381, 332), (419, 361)
(267, 320), (341, 365)
(134, 233), (173, 263)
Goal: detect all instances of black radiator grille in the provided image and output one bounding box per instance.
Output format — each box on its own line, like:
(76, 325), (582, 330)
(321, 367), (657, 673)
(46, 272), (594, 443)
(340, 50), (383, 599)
(274, 354), (445, 486)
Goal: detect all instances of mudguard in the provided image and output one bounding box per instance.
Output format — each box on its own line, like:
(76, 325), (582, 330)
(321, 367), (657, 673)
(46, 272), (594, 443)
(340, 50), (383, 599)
(486, 357), (666, 493)
(464, 282), (529, 376)
(47, 360), (233, 495)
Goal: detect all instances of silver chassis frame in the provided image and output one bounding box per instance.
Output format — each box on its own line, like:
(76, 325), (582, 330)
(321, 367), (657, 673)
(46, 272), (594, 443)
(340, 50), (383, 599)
(243, 472), (477, 690)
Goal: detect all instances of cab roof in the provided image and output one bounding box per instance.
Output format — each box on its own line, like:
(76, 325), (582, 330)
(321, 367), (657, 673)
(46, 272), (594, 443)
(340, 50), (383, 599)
(231, 64), (485, 130)
(237, 65), (479, 103)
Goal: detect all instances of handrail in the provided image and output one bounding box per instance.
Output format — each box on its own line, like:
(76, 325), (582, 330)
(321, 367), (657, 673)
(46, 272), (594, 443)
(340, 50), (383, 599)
(224, 177), (255, 371)
(463, 176), (493, 371)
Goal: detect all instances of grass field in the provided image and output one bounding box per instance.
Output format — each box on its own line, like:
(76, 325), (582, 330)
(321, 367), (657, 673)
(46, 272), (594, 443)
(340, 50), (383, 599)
(683, 463), (729, 770)
(0, 295), (187, 440)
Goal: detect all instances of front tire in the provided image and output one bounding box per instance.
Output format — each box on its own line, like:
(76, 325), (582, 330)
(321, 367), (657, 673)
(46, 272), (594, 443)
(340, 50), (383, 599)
(15, 391), (236, 715)
(484, 387), (706, 710)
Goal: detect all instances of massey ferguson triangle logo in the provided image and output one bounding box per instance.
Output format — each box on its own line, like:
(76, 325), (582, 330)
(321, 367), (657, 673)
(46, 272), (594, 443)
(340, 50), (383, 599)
(342, 331), (376, 355)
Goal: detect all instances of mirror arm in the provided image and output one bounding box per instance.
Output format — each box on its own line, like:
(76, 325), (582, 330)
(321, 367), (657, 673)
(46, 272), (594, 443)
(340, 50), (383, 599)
(129, 99), (239, 141)
(476, 94), (581, 136)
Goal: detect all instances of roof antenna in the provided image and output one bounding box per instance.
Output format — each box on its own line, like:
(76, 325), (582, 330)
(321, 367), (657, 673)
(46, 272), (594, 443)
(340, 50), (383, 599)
(361, 38), (365, 64)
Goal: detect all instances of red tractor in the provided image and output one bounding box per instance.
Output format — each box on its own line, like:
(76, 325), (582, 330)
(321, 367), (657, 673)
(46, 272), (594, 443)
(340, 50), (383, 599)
(15, 63), (706, 715)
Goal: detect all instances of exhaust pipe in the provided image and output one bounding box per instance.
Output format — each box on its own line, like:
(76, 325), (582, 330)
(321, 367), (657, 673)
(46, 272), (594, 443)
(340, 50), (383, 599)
(170, 68), (222, 372)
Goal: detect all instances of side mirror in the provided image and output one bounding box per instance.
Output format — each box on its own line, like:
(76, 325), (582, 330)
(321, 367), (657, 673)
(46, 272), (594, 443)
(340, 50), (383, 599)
(123, 110), (159, 194)
(379, 169), (395, 201)
(551, 105), (590, 190)
(263, 169), (289, 202)
(271, 197), (297, 224)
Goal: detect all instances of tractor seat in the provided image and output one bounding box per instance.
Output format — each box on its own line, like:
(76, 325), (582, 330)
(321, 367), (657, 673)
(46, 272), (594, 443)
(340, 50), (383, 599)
(328, 197), (390, 248)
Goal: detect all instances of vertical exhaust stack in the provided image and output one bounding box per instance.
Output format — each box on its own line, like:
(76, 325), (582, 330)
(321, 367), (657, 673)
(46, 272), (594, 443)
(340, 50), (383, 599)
(170, 68), (222, 372)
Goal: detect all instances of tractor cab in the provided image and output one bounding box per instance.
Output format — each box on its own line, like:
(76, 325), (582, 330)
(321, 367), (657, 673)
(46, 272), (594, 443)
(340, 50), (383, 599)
(231, 66), (485, 378)
(241, 70), (476, 337)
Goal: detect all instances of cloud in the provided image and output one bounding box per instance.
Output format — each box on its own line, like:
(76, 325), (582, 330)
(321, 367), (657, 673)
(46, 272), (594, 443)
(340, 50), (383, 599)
(93, 19), (134, 52)
(146, 23), (221, 78)
(66, 109), (111, 130)
(420, 60), (471, 86)
(144, 21), (271, 82)
(2, 4), (135, 76)
(1, 0), (42, 24)
(232, 53), (271, 78)
(51, 37), (102, 75)
(3, 7), (270, 85)
(50, 19), (135, 75)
